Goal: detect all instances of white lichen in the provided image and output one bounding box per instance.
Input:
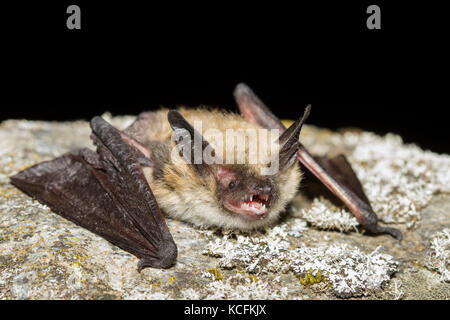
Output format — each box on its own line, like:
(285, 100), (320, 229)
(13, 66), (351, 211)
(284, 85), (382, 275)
(203, 218), (306, 273)
(388, 279), (404, 300)
(300, 131), (450, 229)
(344, 132), (450, 228)
(290, 245), (398, 298)
(203, 221), (398, 298)
(123, 286), (171, 300)
(299, 198), (359, 232)
(425, 228), (450, 282)
(182, 273), (290, 299)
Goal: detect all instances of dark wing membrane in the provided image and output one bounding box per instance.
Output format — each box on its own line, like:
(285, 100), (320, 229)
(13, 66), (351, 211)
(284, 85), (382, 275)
(11, 117), (177, 270)
(301, 155), (406, 237)
(302, 154), (371, 206)
(233, 83), (402, 240)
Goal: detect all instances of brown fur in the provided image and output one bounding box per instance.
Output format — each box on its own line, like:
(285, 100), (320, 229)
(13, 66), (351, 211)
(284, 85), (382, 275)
(126, 107), (302, 230)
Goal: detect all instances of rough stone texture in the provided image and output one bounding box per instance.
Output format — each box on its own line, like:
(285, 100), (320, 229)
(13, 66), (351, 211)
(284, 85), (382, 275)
(0, 114), (449, 299)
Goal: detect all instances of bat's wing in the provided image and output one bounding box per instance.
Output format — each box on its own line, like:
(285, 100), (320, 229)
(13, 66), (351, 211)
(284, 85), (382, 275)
(233, 83), (402, 240)
(10, 116), (177, 270)
(302, 154), (371, 205)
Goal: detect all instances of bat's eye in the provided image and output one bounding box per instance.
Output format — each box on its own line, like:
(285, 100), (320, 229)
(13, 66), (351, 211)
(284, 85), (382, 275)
(228, 181), (237, 189)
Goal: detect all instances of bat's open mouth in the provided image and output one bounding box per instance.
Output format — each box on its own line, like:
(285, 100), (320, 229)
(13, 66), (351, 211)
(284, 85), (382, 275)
(224, 194), (271, 219)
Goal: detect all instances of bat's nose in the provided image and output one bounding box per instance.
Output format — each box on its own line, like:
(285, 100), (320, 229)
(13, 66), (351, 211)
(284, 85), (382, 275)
(257, 185), (272, 194)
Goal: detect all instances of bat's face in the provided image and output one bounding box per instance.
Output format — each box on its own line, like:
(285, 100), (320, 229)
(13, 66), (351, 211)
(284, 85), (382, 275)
(202, 162), (301, 230)
(164, 109), (303, 230)
(215, 166), (278, 220)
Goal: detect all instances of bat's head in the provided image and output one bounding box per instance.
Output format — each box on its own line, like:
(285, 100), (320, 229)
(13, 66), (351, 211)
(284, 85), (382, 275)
(214, 165), (282, 220)
(166, 109), (306, 230)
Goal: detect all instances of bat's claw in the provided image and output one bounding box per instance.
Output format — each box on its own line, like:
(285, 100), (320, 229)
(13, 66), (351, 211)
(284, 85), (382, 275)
(137, 259), (153, 273)
(374, 225), (403, 240)
(137, 240), (177, 272)
(362, 219), (402, 240)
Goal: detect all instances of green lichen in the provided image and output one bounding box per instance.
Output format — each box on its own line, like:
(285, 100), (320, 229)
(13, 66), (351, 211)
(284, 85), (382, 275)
(206, 268), (223, 281)
(298, 268), (329, 287)
(249, 274), (258, 283)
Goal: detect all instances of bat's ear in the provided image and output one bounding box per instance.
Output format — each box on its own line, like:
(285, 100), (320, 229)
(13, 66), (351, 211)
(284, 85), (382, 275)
(167, 110), (216, 172)
(278, 105), (311, 170)
(233, 83), (286, 131)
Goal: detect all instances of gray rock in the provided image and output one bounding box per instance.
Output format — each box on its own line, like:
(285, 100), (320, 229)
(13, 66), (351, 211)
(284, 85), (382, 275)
(1, 115), (449, 299)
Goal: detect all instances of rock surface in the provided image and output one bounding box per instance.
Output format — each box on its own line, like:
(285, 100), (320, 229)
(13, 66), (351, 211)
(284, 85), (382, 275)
(0, 114), (449, 299)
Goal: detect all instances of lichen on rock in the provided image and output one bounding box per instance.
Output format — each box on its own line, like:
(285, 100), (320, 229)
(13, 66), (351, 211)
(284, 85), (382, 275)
(202, 219), (399, 298)
(1, 116), (450, 299)
(425, 228), (450, 282)
(299, 129), (450, 230)
(297, 198), (359, 232)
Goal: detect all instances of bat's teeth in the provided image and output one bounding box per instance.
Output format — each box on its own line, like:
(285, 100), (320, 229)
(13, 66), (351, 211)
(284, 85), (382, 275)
(250, 195), (253, 201)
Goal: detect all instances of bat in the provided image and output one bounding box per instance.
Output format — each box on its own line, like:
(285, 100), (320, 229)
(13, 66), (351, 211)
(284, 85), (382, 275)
(10, 83), (402, 271)
(233, 84), (402, 240)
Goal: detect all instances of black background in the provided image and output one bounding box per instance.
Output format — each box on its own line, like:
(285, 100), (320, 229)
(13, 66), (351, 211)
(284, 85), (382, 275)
(0, 1), (449, 308)
(0, 299), (441, 318)
(1, 1), (448, 153)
